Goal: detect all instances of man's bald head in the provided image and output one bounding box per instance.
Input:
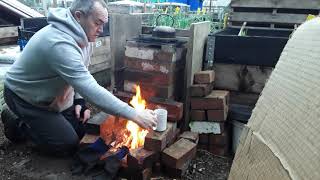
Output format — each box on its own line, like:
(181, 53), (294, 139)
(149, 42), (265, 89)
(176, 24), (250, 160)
(70, 0), (107, 17)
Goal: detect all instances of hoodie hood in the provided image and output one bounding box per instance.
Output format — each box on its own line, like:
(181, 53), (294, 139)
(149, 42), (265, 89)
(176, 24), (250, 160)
(47, 8), (88, 47)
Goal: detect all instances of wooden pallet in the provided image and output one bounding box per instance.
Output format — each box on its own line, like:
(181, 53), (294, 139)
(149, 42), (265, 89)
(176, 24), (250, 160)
(228, 0), (320, 30)
(0, 26), (18, 45)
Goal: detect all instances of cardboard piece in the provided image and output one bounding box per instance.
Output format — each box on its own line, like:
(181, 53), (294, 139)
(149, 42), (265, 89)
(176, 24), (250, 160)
(229, 18), (320, 180)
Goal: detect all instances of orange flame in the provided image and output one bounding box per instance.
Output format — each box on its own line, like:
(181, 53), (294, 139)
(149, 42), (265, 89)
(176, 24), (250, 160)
(129, 85), (146, 111)
(126, 85), (149, 149)
(100, 85), (149, 151)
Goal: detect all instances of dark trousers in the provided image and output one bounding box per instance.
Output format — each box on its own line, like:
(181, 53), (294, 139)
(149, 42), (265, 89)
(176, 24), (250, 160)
(3, 86), (85, 156)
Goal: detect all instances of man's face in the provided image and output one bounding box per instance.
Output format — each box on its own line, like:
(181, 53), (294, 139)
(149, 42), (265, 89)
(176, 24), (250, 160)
(78, 2), (108, 42)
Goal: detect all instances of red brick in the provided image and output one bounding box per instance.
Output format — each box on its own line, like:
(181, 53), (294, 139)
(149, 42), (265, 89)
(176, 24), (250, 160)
(153, 162), (162, 174)
(167, 128), (180, 147)
(114, 91), (183, 122)
(197, 144), (208, 150)
(208, 131), (229, 146)
(208, 145), (229, 157)
(113, 90), (133, 103)
(124, 56), (179, 74)
(147, 97), (183, 122)
(161, 138), (197, 168)
(179, 131), (199, 144)
(127, 147), (159, 170)
(199, 134), (209, 144)
(191, 90), (229, 110)
(118, 166), (152, 180)
(123, 69), (176, 86)
(190, 84), (213, 97)
(163, 159), (192, 178)
(140, 168), (152, 180)
(144, 122), (176, 152)
(124, 80), (175, 99)
(194, 70), (215, 84)
(154, 50), (175, 62)
(206, 105), (228, 122)
(125, 42), (176, 62)
(190, 110), (206, 121)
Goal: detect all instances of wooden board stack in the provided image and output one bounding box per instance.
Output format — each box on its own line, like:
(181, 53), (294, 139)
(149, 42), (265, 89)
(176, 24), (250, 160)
(229, 0), (320, 30)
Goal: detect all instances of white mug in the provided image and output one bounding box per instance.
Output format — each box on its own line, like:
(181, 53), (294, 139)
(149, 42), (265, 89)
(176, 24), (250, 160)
(153, 109), (167, 132)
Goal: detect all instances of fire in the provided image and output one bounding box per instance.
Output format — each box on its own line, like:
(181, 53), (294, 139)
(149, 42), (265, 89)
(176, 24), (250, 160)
(100, 85), (149, 151)
(129, 85), (146, 111)
(126, 85), (149, 149)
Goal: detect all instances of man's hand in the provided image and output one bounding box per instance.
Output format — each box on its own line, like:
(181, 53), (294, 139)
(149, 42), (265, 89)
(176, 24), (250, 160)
(74, 99), (91, 123)
(75, 105), (91, 123)
(132, 109), (157, 130)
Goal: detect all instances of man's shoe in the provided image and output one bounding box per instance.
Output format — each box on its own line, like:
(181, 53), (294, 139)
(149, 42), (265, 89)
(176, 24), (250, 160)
(1, 104), (25, 143)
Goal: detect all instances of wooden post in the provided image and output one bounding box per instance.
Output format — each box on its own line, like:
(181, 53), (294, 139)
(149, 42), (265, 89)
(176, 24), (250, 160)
(182, 22), (211, 131)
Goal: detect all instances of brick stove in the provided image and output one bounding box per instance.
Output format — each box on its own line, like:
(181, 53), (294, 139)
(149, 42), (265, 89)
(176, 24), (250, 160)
(82, 83), (197, 178)
(123, 34), (187, 101)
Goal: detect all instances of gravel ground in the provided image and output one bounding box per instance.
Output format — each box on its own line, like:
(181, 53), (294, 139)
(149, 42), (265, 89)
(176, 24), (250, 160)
(0, 106), (232, 180)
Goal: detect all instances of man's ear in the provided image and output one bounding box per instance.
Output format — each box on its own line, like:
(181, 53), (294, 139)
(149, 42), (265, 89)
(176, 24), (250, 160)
(74, 11), (82, 22)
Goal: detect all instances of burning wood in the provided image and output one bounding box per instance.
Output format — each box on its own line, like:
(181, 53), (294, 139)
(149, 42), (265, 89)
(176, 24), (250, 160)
(100, 85), (149, 152)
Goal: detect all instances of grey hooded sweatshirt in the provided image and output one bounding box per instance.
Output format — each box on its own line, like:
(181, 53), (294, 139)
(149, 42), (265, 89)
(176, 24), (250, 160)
(5, 8), (137, 120)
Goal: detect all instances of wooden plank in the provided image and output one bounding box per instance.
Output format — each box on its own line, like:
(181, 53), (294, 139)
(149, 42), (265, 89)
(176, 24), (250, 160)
(231, 0), (274, 9)
(182, 22), (211, 131)
(0, 37), (18, 45)
(0, 26), (18, 39)
(213, 63), (273, 94)
(230, 0), (320, 10)
(230, 12), (308, 25)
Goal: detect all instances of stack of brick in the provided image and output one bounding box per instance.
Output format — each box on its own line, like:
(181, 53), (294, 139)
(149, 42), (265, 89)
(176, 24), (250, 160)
(189, 70), (230, 156)
(82, 111), (198, 178)
(142, 125), (198, 178)
(123, 40), (186, 100)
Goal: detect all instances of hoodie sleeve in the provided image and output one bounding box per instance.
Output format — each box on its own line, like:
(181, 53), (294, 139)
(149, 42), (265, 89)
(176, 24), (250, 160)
(48, 41), (137, 120)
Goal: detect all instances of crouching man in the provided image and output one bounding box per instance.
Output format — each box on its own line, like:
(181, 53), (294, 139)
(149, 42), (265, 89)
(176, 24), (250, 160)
(1, 0), (156, 156)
